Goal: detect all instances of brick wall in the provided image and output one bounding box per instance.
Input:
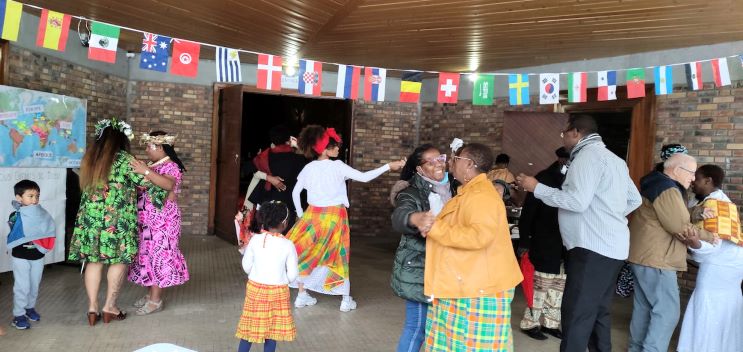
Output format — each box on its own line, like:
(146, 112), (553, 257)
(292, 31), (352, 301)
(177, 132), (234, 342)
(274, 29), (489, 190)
(127, 81), (213, 236)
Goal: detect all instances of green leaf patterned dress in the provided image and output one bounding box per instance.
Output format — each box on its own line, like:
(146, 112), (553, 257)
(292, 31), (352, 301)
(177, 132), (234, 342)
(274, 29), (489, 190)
(68, 151), (166, 264)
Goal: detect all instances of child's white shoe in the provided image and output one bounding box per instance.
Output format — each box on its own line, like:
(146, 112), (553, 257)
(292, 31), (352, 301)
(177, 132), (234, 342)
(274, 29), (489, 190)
(294, 292), (317, 308)
(340, 296), (357, 312)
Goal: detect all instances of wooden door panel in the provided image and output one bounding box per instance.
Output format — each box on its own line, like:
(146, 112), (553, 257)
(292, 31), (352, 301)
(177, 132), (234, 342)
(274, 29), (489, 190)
(214, 85), (243, 243)
(503, 112), (568, 177)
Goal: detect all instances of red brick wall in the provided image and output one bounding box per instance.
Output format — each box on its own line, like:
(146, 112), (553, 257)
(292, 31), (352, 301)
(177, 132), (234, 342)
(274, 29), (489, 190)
(127, 81), (213, 236)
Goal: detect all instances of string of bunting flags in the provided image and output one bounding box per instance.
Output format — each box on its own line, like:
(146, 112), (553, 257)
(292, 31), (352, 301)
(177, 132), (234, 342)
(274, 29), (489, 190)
(2, 0), (742, 106)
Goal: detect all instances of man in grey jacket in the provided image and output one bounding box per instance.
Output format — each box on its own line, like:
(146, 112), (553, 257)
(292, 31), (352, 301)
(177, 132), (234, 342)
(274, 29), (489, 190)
(516, 115), (642, 352)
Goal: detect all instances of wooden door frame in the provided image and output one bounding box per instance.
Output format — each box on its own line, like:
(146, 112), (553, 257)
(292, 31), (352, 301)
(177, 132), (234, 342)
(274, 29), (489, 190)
(561, 86), (656, 185)
(207, 84), (355, 235)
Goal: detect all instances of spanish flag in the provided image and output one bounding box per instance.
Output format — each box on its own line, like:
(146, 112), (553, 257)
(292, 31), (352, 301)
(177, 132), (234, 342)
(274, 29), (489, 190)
(36, 8), (71, 51)
(399, 71), (422, 103)
(0, 0), (22, 41)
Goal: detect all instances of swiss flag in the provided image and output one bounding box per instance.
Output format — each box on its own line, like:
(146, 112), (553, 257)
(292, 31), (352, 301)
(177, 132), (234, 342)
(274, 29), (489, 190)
(257, 54), (282, 91)
(437, 72), (460, 104)
(171, 39), (200, 78)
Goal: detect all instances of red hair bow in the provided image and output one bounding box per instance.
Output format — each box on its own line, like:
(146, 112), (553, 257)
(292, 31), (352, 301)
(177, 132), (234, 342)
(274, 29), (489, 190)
(313, 128), (342, 155)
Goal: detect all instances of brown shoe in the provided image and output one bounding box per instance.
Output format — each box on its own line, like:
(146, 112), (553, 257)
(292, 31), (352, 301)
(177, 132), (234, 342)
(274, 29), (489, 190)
(102, 310), (127, 323)
(87, 312), (100, 326)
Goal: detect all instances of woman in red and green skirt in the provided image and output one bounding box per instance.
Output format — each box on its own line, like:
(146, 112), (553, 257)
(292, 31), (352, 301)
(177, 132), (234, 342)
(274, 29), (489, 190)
(288, 125), (405, 312)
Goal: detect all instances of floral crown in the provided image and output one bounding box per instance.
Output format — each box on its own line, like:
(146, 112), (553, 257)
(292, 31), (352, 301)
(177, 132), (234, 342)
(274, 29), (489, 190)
(140, 133), (177, 146)
(94, 118), (133, 140)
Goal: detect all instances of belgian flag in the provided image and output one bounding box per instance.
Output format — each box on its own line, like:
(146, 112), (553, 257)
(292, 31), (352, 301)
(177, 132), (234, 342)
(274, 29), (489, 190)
(399, 71), (422, 103)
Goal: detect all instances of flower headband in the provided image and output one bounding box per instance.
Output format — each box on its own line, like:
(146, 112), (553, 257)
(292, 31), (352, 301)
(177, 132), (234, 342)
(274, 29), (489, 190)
(660, 144), (688, 161)
(313, 128), (342, 155)
(94, 118), (133, 140)
(140, 133), (177, 146)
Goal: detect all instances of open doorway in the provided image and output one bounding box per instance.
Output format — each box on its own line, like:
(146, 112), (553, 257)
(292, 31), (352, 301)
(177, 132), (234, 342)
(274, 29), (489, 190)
(575, 111), (633, 160)
(211, 86), (354, 243)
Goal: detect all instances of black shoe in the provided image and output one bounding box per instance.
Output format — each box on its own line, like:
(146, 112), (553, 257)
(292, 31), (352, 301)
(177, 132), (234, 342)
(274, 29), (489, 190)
(522, 327), (548, 340)
(541, 327), (563, 339)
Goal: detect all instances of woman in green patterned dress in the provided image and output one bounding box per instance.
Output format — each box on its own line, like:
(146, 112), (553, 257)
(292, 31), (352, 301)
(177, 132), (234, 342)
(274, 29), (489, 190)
(68, 118), (149, 325)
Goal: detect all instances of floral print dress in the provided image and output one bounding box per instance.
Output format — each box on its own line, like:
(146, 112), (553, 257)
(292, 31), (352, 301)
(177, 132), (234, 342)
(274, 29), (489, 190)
(128, 161), (189, 288)
(68, 151), (165, 264)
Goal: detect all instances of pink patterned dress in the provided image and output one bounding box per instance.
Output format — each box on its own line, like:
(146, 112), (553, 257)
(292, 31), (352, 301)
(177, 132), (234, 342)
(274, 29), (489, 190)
(128, 161), (190, 288)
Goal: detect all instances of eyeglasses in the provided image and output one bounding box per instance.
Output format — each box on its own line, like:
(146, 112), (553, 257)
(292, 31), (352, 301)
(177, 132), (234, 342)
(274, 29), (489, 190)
(420, 154), (447, 166)
(679, 166), (696, 175)
(560, 127), (575, 139)
(452, 155), (478, 168)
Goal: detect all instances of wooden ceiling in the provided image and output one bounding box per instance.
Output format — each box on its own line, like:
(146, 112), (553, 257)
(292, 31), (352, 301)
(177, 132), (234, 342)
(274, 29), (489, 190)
(22, 0), (743, 73)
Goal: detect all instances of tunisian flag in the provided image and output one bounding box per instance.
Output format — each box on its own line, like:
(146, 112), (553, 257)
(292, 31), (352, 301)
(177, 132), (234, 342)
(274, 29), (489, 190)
(171, 39), (200, 78)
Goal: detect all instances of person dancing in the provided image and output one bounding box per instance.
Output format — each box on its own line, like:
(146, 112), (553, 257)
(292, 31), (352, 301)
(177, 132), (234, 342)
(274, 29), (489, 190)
(288, 125), (405, 312)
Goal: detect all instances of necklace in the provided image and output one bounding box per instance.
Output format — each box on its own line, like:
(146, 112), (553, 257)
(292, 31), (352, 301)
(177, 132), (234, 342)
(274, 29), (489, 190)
(148, 156), (171, 167)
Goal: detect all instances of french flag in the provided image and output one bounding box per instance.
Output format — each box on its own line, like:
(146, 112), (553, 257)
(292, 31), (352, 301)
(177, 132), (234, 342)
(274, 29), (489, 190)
(364, 67), (386, 102)
(298, 59), (322, 96)
(336, 64), (360, 99)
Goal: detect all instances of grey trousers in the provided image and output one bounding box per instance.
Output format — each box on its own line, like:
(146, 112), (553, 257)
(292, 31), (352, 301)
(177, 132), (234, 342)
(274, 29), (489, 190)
(12, 257), (44, 317)
(628, 264), (680, 352)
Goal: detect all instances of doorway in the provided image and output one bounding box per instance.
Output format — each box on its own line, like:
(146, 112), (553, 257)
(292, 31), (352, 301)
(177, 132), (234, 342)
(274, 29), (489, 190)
(210, 86), (353, 243)
(576, 111), (633, 160)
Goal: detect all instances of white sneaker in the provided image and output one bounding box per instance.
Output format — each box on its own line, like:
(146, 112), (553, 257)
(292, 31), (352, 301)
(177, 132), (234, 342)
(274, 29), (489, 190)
(294, 292), (317, 308)
(340, 296), (357, 312)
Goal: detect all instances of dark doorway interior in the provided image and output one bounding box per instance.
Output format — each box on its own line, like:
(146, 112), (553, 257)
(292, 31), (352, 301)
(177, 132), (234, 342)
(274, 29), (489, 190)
(238, 93), (353, 195)
(572, 111), (633, 161)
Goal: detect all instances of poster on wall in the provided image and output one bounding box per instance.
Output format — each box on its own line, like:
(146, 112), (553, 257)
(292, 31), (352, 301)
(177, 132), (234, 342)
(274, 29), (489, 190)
(0, 85), (87, 168)
(0, 168), (67, 273)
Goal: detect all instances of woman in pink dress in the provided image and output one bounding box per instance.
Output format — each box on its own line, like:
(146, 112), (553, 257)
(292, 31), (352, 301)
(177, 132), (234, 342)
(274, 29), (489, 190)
(128, 131), (190, 315)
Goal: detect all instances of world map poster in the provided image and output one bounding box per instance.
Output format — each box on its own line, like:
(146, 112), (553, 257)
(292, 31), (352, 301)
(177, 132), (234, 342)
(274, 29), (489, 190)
(0, 85), (87, 167)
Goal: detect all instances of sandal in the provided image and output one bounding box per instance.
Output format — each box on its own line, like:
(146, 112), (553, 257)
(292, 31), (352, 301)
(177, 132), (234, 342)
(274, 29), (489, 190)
(133, 294), (150, 308)
(102, 309), (127, 323)
(135, 300), (163, 316)
(87, 311), (101, 326)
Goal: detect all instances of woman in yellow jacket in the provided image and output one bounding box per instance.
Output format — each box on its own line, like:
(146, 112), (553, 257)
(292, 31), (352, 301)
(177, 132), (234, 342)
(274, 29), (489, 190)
(421, 143), (523, 352)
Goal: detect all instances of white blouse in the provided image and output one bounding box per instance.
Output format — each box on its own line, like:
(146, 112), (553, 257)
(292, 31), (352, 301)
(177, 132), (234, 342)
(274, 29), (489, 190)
(242, 233), (298, 285)
(291, 159), (389, 216)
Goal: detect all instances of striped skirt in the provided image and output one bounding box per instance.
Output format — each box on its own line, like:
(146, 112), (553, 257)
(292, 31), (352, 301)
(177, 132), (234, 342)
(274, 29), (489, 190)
(425, 289), (515, 352)
(286, 205), (350, 295)
(235, 281), (296, 343)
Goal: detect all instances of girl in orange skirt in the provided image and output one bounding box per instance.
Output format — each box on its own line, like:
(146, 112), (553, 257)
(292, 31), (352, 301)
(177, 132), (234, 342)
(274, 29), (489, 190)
(236, 201), (298, 352)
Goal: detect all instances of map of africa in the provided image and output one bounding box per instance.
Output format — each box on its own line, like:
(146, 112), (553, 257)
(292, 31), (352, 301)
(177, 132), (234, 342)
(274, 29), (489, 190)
(0, 85), (87, 167)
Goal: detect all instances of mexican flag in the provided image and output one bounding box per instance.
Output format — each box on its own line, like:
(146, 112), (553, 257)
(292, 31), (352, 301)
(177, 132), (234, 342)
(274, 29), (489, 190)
(88, 22), (120, 63)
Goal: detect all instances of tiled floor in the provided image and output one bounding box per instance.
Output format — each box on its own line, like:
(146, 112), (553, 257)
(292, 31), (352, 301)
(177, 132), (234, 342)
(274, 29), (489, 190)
(0, 235), (651, 351)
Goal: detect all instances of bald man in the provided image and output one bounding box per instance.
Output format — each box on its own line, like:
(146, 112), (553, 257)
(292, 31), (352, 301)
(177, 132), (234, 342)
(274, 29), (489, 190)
(627, 153), (714, 352)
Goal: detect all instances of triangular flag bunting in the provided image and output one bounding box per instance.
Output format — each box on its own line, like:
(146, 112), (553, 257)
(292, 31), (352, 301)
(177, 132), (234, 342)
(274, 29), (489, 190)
(472, 74), (494, 106)
(140, 33), (170, 72)
(88, 22), (120, 63)
(568, 72), (587, 103)
(171, 39), (200, 78)
(711, 58), (731, 87)
(256, 54), (282, 90)
(216, 47), (242, 83)
(539, 73), (560, 104)
(400, 71), (423, 103)
(364, 67), (386, 102)
(437, 72), (459, 104)
(299, 59), (322, 96)
(597, 71), (617, 101)
(336, 64), (361, 99)
(654, 66), (673, 95)
(685, 62), (703, 90)
(626, 68), (645, 99)
(0, 0), (22, 41)
(36, 9), (71, 51)
(508, 74), (530, 105)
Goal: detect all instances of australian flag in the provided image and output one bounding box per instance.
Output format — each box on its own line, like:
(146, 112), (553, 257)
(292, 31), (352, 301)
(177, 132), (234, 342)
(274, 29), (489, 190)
(140, 33), (170, 72)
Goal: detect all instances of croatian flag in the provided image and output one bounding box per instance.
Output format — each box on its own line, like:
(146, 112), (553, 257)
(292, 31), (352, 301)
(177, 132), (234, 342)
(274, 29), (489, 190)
(685, 62), (703, 91)
(711, 58), (731, 87)
(654, 66), (673, 95)
(597, 71), (616, 101)
(364, 67), (386, 102)
(298, 59), (322, 96)
(336, 64), (360, 99)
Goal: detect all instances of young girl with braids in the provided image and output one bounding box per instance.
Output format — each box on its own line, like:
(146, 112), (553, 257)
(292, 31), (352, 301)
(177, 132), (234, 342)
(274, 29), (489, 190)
(288, 125), (405, 312)
(235, 201), (298, 352)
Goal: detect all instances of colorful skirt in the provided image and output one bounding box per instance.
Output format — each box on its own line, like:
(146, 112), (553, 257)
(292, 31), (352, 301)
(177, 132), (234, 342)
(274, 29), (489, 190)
(425, 289), (515, 352)
(286, 205), (350, 295)
(235, 281), (296, 343)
